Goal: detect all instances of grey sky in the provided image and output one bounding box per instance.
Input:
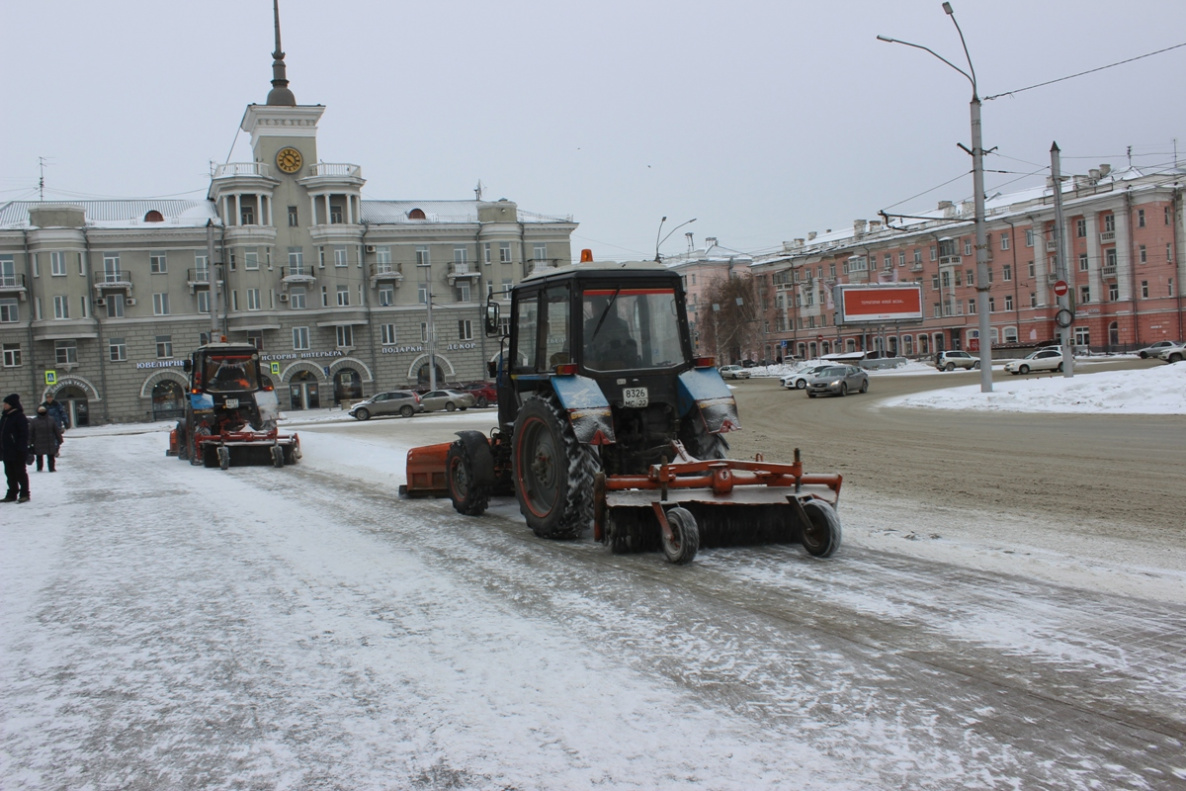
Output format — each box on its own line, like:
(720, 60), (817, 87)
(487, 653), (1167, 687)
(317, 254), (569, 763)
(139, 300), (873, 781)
(2, 0), (1183, 260)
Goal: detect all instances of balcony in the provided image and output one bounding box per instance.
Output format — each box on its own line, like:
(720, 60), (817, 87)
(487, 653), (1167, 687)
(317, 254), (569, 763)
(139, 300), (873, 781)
(910, 263), (924, 272)
(1100, 230), (1116, 244)
(310, 163), (362, 178)
(369, 262), (404, 286)
(1102, 265), (1118, 277)
(0, 272), (27, 300)
(281, 265), (317, 284)
(186, 268), (225, 293)
(213, 162), (274, 179)
(938, 255), (962, 267)
(447, 261), (482, 286)
(93, 269), (133, 294)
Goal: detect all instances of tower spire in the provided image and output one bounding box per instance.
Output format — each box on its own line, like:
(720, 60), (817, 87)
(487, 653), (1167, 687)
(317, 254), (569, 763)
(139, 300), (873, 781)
(266, 0), (296, 106)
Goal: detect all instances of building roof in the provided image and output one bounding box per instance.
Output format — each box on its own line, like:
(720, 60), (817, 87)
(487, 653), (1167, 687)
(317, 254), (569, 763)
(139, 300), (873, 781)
(0, 199), (219, 230)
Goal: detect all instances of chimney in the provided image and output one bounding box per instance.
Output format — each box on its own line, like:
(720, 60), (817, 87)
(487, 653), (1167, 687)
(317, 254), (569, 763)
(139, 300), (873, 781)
(1099, 163), (1112, 178)
(853, 219), (868, 237)
(961, 200), (974, 217)
(1089, 168), (1101, 182)
(705, 236), (718, 249)
(938, 200), (955, 218)
(807, 231), (817, 241)
(868, 220), (881, 232)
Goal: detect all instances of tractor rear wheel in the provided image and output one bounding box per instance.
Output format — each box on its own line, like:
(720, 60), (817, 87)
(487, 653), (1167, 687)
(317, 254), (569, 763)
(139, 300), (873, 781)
(679, 414), (729, 460)
(513, 395), (596, 539)
(799, 499), (842, 558)
(447, 440), (489, 516)
(662, 507), (700, 565)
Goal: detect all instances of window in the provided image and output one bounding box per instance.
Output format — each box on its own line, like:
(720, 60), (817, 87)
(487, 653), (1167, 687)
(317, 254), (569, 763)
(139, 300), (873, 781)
(421, 322), (432, 342)
(1080, 286), (1090, 304)
(52, 295), (69, 319)
(1169, 278), (1175, 297)
(1025, 229), (1034, 247)
(1004, 294), (1013, 311)
(0, 341), (21, 368)
(1076, 218), (1086, 238)
(287, 247), (303, 271)
(55, 340), (77, 365)
(483, 243), (492, 265)
(1108, 283), (1119, 301)
(499, 242), (512, 263)
(898, 251), (906, 266)
(968, 299), (976, 314)
(913, 249), (922, 265)
(320, 286), (329, 307)
(1028, 261), (1035, 278)
(336, 325), (353, 347)
(929, 246), (936, 261)
(108, 337), (127, 362)
(289, 287), (307, 309)
(988, 296), (996, 312)
(1004, 327), (1018, 343)
(1002, 264), (1012, 282)
(49, 251), (67, 276)
(337, 285), (349, 306)
(1079, 253), (1089, 272)
(150, 335), (171, 358)
(0, 299), (17, 323)
(375, 247), (392, 267)
(194, 252), (209, 280)
(1141, 281), (1149, 298)
(415, 246), (430, 266)
(418, 284), (428, 304)
(1169, 243), (1175, 264)
(241, 205), (255, 225)
(458, 319), (473, 341)
(966, 270), (974, 287)
(247, 330), (264, 350)
(197, 291), (211, 313)
(1074, 327), (1090, 346)
(330, 205), (343, 224)
(883, 255), (891, 270)
(381, 324), (397, 345)
(964, 239), (972, 256)
(1001, 234), (1010, 251)
(454, 246), (468, 265)
(501, 278), (512, 296)
(149, 251), (167, 274)
(244, 249), (259, 270)
(378, 285), (394, 307)
(533, 244), (547, 263)
(247, 288), (261, 311)
(1106, 249), (1117, 269)
(288, 206), (298, 226)
(334, 246), (348, 267)
(153, 293), (170, 315)
(106, 294), (125, 318)
(103, 252), (121, 282)
(456, 282), (471, 302)
(293, 326), (310, 350)
(1137, 209), (1145, 228)
(1139, 245), (1147, 264)
(1104, 214), (1115, 233)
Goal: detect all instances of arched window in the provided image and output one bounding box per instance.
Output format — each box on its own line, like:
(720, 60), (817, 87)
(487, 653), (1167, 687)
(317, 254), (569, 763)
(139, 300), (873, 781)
(407, 208), (426, 220)
(144, 210), (164, 223)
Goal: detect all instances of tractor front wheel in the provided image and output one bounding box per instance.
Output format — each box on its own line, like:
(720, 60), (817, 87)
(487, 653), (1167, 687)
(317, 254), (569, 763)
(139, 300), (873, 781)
(662, 507), (700, 565)
(513, 395), (596, 540)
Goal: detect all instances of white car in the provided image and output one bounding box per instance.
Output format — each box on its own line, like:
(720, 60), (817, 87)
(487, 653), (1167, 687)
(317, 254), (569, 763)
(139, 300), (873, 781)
(1155, 343), (1186, 363)
(1004, 348), (1065, 375)
(1137, 340), (1182, 359)
(719, 365), (751, 380)
(781, 363), (833, 390)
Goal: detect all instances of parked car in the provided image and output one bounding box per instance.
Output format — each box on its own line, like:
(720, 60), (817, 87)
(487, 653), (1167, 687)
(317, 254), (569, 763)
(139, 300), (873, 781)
(1155, 342), (1186, 363)
(457, 381), (497, 407)
(935, 350), (981, 371)
(781, 363), (831, 390)
(1136, 340), (1182, 359)
(806, 365), (869, 398)
(719, 365), (751, 380)
(419, 388), (476, 412)
(349, 390), (424, 420)
(1004, 347), (1065, 375)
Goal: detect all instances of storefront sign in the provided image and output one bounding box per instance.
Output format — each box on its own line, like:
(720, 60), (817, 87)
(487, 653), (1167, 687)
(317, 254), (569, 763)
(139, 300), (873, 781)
(380, 345), (426, 354)
(446, 342), (477, 351)
(136, 359), (187, 369)
(259, 350), (344, 362)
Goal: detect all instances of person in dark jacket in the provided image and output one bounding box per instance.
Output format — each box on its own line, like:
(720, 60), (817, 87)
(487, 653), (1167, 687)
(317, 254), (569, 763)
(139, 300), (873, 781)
(29, 405), (64, 472)
(1, 393), (31, 502)
(40, 393), (68, 430)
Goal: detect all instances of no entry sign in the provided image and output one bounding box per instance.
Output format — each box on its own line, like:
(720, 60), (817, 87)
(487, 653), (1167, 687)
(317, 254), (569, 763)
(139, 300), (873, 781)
(1053, 280), (1069, 296)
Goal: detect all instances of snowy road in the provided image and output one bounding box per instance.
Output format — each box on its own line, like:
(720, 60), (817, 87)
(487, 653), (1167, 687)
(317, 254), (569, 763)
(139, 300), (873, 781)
(3, 403), (1185, 789)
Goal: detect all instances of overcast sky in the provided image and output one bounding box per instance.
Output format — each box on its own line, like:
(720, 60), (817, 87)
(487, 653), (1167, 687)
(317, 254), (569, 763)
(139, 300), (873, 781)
(2, 1), (1183, 261)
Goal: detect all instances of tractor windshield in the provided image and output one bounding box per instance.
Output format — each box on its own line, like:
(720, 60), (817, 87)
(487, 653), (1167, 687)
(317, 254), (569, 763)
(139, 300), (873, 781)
(582, 287), (686, 372)
(203, 354), (260, 393)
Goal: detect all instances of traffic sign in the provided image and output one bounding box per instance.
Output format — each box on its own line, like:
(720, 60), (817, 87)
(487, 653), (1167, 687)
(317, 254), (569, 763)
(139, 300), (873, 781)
(1053, 280), (1068, 296)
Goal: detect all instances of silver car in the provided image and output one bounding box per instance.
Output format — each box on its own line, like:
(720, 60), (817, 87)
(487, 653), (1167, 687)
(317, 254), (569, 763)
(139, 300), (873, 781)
(1004, 348), (1065, 375)
(806, 365), (869, 397)
(349, 390), (424, 420)
(419, 389), (476, 412)
(1155, 342), (1186, 363)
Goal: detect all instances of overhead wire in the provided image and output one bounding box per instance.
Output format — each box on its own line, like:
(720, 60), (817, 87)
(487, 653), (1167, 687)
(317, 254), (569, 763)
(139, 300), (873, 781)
(984, 41), (1186, 101)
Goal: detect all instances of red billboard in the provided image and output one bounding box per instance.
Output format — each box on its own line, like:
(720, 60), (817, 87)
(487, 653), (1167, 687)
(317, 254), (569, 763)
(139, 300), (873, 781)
(836, 284), (924, 325)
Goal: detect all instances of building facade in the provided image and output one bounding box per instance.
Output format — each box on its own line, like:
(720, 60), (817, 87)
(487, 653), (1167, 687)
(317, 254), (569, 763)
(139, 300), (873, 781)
(751, 166), (1184, 362)
(0, 34), (575, 426)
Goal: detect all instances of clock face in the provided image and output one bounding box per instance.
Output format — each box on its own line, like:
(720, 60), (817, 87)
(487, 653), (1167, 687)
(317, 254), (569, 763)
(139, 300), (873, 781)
(276, 147), (303, 174)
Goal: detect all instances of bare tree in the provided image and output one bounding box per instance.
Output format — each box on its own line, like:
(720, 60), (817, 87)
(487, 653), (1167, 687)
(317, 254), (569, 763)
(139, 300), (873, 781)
(696, 273), (760, 364)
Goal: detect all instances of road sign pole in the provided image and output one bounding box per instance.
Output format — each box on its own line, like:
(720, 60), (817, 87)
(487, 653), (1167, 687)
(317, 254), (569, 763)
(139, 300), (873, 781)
(1051, 143), (1074, 377)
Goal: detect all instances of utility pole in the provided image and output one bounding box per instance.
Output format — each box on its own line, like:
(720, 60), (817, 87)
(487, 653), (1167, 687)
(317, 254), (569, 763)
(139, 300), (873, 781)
(206, 221), (221, 342)
(1051, 142), (1074, 377)
(419, 263), (438, 390)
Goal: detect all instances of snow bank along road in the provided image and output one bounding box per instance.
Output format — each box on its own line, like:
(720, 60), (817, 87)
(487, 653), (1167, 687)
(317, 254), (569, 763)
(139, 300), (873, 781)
(3, 368), (1185, 790)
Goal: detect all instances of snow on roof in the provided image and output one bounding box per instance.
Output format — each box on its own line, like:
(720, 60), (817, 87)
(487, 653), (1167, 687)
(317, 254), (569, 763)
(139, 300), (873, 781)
(360, 200), (573, 226)
(0, 199), (220, 230)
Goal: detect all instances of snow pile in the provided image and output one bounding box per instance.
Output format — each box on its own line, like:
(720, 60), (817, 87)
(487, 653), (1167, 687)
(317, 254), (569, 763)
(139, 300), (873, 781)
(882, 363), (1186, 414)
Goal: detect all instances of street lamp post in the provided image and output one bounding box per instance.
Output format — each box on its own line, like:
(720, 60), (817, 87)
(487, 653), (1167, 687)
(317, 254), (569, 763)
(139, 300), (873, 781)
(654, 216), (697, 262)
(878, 2), (993, 392)
(418, 262), (437, 390)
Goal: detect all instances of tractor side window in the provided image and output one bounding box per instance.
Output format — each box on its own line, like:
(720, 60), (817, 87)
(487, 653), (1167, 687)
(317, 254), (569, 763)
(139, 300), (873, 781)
(514, 290), (540, 372)
(544, 285), (571, 368)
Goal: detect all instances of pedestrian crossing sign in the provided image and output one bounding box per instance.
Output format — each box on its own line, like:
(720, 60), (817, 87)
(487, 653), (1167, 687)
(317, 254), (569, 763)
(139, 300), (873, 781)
(270, 362), (280, 375)
(44, 370), (57, 385)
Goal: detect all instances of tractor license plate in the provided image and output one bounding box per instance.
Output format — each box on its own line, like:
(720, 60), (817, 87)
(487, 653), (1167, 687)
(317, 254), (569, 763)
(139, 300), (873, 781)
(224, 398), (239, 408)
(622, 387), (648, 408)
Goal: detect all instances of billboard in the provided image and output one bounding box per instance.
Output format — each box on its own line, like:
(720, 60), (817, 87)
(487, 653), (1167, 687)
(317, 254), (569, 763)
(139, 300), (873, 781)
(835, 284), (924, 325)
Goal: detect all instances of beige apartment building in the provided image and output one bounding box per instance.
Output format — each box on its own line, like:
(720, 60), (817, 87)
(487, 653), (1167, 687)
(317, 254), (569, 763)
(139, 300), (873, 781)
(0, 39), (575, 426)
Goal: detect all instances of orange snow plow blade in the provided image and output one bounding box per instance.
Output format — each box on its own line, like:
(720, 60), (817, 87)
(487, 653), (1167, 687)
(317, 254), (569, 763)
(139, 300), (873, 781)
(399, 442), (452, 498)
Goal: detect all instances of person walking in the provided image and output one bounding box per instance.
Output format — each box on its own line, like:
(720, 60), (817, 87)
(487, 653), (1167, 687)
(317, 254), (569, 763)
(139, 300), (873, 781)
(1, 393), (31, 503)
(29, 405), (64, 472)
(40, 392), (68, 430)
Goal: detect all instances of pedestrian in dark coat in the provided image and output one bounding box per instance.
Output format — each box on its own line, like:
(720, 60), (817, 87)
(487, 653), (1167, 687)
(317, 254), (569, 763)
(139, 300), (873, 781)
(1, 393), (31, 502)
(40, 393), (68, 430)
(29, 406), (64, 472)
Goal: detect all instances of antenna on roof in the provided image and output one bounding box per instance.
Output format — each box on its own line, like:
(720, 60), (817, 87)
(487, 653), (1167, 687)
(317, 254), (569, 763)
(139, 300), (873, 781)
(266, 0), (296, 106)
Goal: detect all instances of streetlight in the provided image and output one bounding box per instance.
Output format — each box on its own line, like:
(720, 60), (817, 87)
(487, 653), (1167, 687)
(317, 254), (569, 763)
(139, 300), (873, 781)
(654, 216), (697, 262)
(417, 262), (437, 390)
(878, 2), (993, 393)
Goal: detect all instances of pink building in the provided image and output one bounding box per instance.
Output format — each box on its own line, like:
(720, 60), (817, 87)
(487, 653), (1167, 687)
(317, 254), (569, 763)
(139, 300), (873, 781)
(751, 165), (1184, 361)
